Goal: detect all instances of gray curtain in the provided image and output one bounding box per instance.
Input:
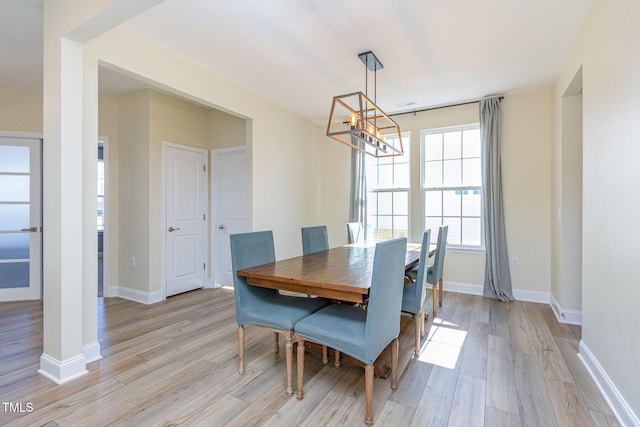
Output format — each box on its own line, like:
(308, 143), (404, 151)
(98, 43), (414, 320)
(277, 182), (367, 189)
(348, 140), (367, 231)
(480, 98), (514, 302)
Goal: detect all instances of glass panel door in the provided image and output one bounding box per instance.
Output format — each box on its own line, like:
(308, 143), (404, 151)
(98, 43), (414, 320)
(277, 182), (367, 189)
(0, 136), (41, 301)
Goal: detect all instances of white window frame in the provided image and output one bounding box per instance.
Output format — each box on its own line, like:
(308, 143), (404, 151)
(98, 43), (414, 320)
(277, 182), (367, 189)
(365, 132), (411, 240)
(421, 124), (484, 250)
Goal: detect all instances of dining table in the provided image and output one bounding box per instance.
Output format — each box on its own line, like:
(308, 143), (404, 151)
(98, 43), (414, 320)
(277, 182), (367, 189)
(236, 240), (432, 303)
(236, 239), (436, 377)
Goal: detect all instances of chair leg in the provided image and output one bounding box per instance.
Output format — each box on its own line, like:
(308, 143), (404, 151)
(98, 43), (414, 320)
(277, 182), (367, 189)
(296, 335), (305, 400)
(432, 286), (437, 316)
(391, 337), (399, 390)
(238, 325), (245, 375)
(420, 304), (426, 338)
(439, 277), (443, 307)
(365, 364), (374, 425)
(284, 331), (294, 396)
(414, 313), (421, 357)
(274, 332), (279, 353)
(334, 350), (341, 367)
(322, 345), (328, 364)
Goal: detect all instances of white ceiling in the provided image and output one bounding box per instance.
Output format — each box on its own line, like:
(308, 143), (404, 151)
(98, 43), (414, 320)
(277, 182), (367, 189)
(1, 0), (592, 123)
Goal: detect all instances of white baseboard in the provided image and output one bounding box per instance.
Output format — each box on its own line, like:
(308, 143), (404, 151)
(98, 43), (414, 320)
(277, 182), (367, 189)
(114, 286), (164, 305)
(550, 294), (582, 325)
(443, 281), (550, 304)
(579, 341), (640, 427)
(83, 341), (103, 364)
(38, 353), (88, 384)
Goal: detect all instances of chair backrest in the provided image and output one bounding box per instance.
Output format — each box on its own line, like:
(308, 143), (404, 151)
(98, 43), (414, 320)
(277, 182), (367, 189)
(363, 237), (408, 364)
(402, 229), (431, 314)
(229, 231), (279, 324)
(347, 222), (363, 244)
(301, 225), (329, 255)
(428, 225), (449, 284)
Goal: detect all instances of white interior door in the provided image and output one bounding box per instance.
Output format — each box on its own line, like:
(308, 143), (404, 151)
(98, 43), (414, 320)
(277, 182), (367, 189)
(0, 136), (42, 301)
(165, 144), (207, 297)
(213, 147), (246, 287)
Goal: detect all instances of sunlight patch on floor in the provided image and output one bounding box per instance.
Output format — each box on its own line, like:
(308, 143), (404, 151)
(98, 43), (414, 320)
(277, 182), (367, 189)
(417, 317), (467, 369)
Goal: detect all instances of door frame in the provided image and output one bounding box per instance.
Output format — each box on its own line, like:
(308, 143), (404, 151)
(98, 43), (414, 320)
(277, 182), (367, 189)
(0, 131), (43, 301)
(161, 141), (209, 299)
(211, 145), (246, 287)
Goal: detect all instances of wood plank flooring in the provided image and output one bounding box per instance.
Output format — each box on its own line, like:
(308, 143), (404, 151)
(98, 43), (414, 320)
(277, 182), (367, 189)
(0, 289), (619, 426)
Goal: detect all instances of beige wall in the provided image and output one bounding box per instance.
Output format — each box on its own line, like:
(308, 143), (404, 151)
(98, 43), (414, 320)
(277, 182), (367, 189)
(209, 109), (246, 150)
(117, 90), (150, 293)
(0, 87), (43, 132)
(554, 0), (640, 419)
(501, 90), (552, 295)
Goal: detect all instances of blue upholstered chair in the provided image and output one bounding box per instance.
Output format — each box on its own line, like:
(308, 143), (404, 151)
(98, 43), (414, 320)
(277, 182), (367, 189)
(347, 222), (363, 244)
(230, 231), (329, 396)
(294, 238), (408, 425)
(428, 225), (448, 316)
(401, 229), (431, 356)
(301, 225), (329, 255)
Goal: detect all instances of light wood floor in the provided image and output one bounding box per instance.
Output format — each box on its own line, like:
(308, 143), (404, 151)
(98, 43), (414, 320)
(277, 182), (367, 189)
(0, 289), (619, 426)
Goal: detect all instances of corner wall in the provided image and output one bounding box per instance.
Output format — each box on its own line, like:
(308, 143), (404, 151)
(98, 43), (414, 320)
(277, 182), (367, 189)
(553, 0), (640, 423)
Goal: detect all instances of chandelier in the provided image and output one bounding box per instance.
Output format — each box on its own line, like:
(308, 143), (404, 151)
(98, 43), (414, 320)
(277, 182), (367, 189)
(326, 51), (403, 157)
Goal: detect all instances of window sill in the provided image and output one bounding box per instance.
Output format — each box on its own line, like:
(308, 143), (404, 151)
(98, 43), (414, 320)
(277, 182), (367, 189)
(446, 246), (485, 255)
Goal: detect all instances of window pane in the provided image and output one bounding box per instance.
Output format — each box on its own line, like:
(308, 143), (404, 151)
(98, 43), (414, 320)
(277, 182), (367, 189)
(394, 191), (408, 215)
(425, 191), (442, 217)
(463, 129), (481, 158)
(425, 133), (442, 161)
(443, 218), (461, 245)
(378, 164), (393, 188)
(0, 146), (30, 173)
(0, 262), (30, 288)
(367, 193), (378, 216)
(425, 217), (442, 244)
(462, 158), (482, 186)
(0, 175), (30, 202)
(424, 161), (442, 187)
(0, 233), (29, 259)
(443, 159), (461, 187)
(462, 190), (482, 217)
(378, 192), (392, 215)
(366, 166), (378, 188)
(443, 131), (461, 159)
(0, 204), (29, 231)
(442, 190), (461, 216)
(393, 216), (408, 238)
(394, 163), (410, 188)
(97, 160), (105, 195)
(377, 216), (393, 239)
(462, 218), (482, 246)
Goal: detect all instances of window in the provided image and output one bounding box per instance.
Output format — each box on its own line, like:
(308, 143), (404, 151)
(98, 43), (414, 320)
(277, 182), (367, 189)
(365, 133), (410, 239)
(97, 143), (104, 232)
(423, 125), (482, 248)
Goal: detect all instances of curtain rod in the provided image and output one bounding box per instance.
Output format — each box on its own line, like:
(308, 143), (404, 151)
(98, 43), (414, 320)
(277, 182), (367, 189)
(389, 96), (503, 117)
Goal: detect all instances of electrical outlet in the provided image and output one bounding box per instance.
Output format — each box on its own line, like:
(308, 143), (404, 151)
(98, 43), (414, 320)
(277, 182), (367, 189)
(130, 256), (136, 267)
(511, 257), (519, 267)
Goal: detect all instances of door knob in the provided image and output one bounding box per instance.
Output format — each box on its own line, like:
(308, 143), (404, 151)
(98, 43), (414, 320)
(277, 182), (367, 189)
(168, 226), (180, 232)
(219, 225), (226, 230)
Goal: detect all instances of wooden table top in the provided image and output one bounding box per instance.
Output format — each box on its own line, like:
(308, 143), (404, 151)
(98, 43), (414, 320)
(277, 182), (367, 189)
(236, 241), (427, 303)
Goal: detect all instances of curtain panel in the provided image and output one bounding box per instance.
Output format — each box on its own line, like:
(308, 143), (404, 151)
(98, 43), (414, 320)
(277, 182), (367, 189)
(480, 97), (514, 302)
